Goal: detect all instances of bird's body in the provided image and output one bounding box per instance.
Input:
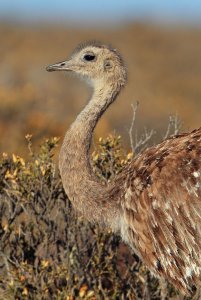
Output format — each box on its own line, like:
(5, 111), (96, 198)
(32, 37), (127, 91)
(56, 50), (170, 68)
(47, 41), (201, 295)
(117, 128), (201, 293)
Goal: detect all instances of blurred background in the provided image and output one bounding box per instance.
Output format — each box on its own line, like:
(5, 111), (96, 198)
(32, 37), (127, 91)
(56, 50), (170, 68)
(0, 0), (201, 155)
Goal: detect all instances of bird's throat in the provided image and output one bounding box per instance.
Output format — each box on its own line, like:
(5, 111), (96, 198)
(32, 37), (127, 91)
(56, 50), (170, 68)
(59, 82), (121, 226)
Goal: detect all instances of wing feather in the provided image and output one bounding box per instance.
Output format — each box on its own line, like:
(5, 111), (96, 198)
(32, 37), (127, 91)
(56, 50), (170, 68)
(121, 128), (201, 293)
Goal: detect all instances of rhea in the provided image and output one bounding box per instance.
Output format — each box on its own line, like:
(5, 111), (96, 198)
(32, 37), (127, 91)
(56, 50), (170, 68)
(46, 42), (201, 295)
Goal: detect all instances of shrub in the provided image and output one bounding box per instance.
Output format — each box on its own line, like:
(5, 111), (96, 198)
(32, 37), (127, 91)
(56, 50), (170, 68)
(0, 134), (187, 299)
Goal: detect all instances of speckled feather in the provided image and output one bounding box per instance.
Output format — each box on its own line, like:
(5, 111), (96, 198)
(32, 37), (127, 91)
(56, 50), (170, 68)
(117, 128), (201, 293)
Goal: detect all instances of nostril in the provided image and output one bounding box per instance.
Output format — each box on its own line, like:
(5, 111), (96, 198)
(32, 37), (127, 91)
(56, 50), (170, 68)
(60, 63), (66, 66)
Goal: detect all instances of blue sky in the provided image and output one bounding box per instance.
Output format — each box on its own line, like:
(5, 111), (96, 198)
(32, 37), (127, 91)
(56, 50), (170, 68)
(0, 0), (201, 25)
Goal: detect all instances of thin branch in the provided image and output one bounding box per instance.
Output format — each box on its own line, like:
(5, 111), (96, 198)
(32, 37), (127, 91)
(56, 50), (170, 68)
(129, 102), (139, 152)
(128, 102), (155, 154)
(0, 252), (13, 281)
(134, 127), (155, 154)
(164, 114), (182, 140)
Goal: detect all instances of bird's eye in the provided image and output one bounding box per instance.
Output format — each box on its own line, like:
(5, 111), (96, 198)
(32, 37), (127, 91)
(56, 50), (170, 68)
(83, 54), (96, 61)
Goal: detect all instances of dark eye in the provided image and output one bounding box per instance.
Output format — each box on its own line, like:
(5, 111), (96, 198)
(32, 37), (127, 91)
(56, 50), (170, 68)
(83, 54), (96, 61)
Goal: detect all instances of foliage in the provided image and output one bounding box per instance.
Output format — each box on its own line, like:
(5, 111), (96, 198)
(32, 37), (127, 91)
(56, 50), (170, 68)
(0, 135), (190, 300)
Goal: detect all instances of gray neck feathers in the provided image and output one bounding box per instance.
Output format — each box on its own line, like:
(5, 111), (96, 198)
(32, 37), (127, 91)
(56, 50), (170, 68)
(59, 81), (122, 228)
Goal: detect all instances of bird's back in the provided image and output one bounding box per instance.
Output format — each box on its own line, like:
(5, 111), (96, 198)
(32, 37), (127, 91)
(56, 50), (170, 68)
(118, 128), (201, 293)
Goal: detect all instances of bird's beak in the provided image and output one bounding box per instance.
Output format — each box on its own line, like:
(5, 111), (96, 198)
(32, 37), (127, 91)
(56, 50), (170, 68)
(46, 60), (72, 72)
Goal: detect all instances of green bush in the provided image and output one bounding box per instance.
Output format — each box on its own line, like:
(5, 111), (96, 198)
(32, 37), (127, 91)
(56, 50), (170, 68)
(0, 134), (188, 299)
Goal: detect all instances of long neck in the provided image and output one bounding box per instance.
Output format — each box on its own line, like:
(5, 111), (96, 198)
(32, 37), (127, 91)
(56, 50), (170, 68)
(59, 80), (122, 229)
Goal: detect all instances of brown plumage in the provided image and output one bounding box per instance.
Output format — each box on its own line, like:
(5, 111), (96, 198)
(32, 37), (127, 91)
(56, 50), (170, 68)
(46, 42), (201, 295)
